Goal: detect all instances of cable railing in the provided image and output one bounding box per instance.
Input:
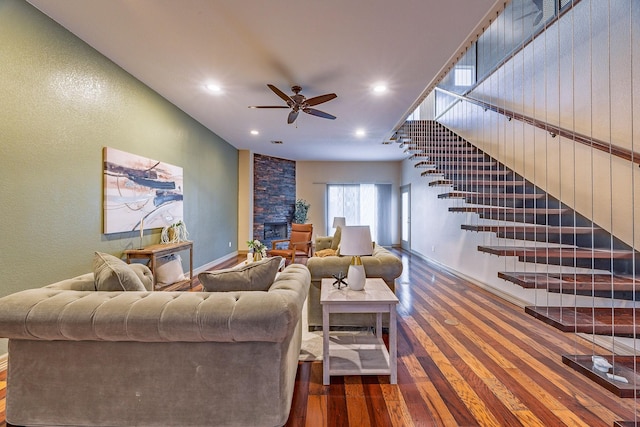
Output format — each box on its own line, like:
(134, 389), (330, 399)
(434, 87), (640, 166)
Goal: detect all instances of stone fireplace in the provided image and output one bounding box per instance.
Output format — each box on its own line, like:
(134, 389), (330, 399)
(253, 154), (296, 249)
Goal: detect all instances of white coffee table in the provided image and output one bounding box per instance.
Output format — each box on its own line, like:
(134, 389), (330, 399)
(320, 277), (399, 385)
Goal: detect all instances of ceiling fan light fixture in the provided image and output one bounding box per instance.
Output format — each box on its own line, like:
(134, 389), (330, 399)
(249, 84), (337, 124)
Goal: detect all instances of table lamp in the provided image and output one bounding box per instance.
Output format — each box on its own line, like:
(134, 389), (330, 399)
(332, 216), (346, 230)
(339, 225), (373, 291)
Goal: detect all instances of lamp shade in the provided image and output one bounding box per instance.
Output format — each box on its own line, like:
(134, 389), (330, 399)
(339, 226), (372, 256)
(332, 216), (346, 229)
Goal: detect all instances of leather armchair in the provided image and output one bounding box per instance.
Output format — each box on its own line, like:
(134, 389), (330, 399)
(268, 223), (313, 264)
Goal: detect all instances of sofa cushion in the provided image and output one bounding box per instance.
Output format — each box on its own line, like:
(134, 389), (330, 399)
(93, 252), (146, 291)
(198, 256), (282, 292)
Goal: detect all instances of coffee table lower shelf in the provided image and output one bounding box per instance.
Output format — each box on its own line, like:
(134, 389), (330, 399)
(327, 334), (391, 377)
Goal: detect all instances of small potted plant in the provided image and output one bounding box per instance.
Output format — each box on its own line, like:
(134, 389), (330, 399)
(162, 220), (189, 244)
(247, 239), (267, 261)
(293, 199), (310, 224)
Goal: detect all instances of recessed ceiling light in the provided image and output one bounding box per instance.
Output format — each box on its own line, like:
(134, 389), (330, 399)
(205, 83), (222, 94)
(250, 130), (259, 135)
(355, 129), (366, 137)
(372, 84), (387, 94)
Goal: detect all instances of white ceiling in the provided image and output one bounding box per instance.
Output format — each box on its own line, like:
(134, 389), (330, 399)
(27, 0), (499, 161)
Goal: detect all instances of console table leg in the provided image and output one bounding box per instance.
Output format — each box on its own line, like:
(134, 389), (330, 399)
(390, 306), (397, 384)
(323, 306), (330, 385)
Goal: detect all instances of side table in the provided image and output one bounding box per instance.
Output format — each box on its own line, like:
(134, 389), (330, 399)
(124, 241), (193, 290)
(320, 277), (399, 385)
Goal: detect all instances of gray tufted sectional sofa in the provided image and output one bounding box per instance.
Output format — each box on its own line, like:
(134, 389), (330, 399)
(0, 261), (310, 427)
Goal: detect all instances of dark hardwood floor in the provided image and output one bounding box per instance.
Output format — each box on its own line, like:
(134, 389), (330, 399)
(1, 249), (637, 426)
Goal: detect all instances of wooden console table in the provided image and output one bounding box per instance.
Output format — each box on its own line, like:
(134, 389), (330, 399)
(124, 241), (193, 290)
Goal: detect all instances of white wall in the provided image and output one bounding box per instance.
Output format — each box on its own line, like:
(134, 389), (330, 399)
(296, 161), (402, 244)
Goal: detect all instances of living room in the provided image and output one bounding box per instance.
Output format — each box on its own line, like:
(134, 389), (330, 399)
(3, 0), (640, 425)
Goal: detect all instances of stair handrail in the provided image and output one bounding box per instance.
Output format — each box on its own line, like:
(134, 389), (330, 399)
(434, 87), (640, 166)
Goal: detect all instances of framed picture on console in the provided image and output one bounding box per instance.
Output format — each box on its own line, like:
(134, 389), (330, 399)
(102, 147), (184, 234)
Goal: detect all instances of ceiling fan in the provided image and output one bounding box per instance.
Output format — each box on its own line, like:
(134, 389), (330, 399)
(249, 84), (337, 124)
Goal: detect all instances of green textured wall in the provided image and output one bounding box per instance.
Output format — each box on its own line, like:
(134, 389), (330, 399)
(0, 0), (238, 353)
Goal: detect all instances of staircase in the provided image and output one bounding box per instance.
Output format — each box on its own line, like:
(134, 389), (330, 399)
(397, 120), (640, 398)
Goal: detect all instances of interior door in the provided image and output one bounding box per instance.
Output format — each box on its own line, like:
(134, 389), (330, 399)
(400, 185), (410, 250)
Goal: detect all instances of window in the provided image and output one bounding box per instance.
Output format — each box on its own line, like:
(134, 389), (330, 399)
(326, 183), (392, 246)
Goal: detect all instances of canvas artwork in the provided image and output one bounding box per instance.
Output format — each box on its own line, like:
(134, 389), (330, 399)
(103, 147), (184, 234)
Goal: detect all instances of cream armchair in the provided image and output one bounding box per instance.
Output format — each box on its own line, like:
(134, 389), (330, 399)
(315, 225), (342, 252)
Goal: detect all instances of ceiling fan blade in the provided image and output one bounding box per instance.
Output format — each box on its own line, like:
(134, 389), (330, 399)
(303, 108), (336, 120)
(287, 110), (299, 124)
(305, 93), (337, 107)
(267, 84), (293, 104)
(248, 105), (290, 109)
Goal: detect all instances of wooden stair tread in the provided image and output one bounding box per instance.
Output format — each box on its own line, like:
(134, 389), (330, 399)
(447, 170), (513, 176)
(562, 355), (640, 398)
(525, 306), (640, 335)
(428, 179), (453, 186)
(462, 225), (596, 233)
(438, 191), (479, 198)
(463, 192), (543, 199)
(450, 207), (569, 214)
(479, 245), (636, 259)
(420, 170), (444, 176)
(498, 271), (638, 293)
(434, 161), (497, 166)
(453, 180), (527, 186)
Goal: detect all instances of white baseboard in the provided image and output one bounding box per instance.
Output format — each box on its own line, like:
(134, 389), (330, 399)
(194, 251), (238, 275)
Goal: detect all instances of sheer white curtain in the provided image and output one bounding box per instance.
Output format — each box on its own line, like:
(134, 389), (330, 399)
(326, 183), (391, 246)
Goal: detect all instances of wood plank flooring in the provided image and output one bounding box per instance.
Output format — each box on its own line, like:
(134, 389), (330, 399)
(0, 248), (638, 426)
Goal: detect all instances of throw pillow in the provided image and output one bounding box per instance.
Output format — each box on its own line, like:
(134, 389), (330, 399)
(93, 252), (146, 291)
(198, 256), (282, 292)
(155, 254), (185, 287)
(314, 248), (337, 257)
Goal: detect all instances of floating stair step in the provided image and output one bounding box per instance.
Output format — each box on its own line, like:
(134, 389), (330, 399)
(428, 179), (453, 186)
(462, 192), (543, 200)
(525, 306), (640, 336)
(414, 153), (487, 160)
(446, 170), (513, 177)
(450, 207), (568, 215)
(435, 161), (497, 167)
(453, 180), (527, 187)
(438, 191), (480, 199)
(420, 170), (444, 176)
(563, 354), (640, 398)
(498, 272), (639, 299)
(479, 245), (636, 260)
(463, 224), (597, 244)
(462, 224), (595, 234)
(414, 161), (436, 168)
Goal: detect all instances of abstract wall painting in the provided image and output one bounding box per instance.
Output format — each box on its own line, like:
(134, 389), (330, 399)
(103, 147), (184, 234)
